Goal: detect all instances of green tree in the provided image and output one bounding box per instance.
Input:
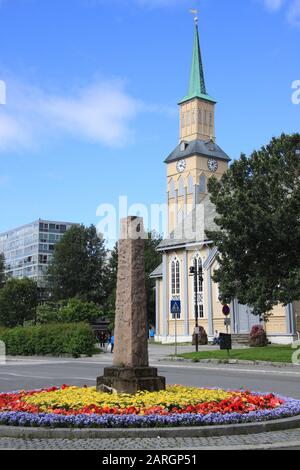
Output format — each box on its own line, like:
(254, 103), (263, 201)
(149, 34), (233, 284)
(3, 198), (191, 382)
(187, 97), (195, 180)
(48, 225), (108, 305)
(59, 298), (101, 324)
(0, 253), (5, 288)
(104, 242), (118, 327)
(144, 232), (162, 326)
(206, 133), (300, 318)
(36, 302), (60, 324)
(0, 278), (38, 327)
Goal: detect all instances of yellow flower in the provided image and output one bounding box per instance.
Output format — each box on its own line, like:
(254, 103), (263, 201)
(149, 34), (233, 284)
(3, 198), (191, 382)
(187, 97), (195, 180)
(23, 385), (234, 413)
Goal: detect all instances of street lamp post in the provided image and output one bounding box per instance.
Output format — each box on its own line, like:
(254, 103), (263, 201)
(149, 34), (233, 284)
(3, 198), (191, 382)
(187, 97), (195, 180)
(190, 258), (204, 353)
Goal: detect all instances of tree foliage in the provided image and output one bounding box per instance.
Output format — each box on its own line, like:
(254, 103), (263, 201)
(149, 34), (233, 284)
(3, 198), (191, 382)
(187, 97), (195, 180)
(103, 243), (118, 331)
(207, 133), (300, 318)
(59, 298), (101, 324)
(36, 302), (60, 324)
(48, 225), (108, 305)
(0, 253), (5, 289)
(144, 232), (163, 326)
(0, 278), (38, 327)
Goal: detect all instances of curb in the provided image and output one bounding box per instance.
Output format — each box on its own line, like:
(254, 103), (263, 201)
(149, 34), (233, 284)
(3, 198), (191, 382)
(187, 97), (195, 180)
(1, 415), (300, 439)
(175, 441), (300, 450)
(162, 357), (300, 368)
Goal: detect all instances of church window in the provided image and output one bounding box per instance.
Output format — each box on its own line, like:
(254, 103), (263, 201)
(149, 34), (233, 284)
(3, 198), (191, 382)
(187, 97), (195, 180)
(199, 174), (206, 193)
(187, 175), (194, 194)
(209, 113), (213, 127)
(204, 110), (207, 125)
(192, 253), (204, 319)
(180, 141), (188, 152)
(171, 258), (181, 317)
(178, 176), (185, 197)
(169, 179), (176, 199)
(177, 208), (184, 225)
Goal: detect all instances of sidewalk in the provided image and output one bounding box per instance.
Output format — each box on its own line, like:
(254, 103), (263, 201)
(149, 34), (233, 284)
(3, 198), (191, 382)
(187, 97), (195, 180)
(5, 343), (215, 364)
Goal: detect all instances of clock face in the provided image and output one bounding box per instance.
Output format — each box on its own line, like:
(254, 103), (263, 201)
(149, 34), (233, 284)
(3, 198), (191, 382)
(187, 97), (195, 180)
(207, 159), (218, 172)
(176, 159), (186, 173)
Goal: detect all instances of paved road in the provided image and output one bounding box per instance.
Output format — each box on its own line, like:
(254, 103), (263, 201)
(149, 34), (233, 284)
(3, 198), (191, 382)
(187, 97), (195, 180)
(1, 348), (300, 398)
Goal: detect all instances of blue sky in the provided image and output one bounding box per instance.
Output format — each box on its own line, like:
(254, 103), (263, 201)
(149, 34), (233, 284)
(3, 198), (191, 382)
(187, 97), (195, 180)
(0, 0), (299, 240)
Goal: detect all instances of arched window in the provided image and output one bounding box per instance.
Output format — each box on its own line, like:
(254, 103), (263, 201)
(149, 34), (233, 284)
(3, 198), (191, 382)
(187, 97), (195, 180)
(177, 208), (184, 225)
(169, 179), (176, 199)
(170, 257), (181, 319)
(191, 253), (204, 319)
(187, 175), (194, 194)
(171, 257), (180, 298)
(199, 174), (206, 193)
(178, 176), (185, 197)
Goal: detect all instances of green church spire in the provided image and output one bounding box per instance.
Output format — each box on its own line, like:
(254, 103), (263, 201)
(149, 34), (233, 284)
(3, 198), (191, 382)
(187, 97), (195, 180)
(179, 17), (216, 104)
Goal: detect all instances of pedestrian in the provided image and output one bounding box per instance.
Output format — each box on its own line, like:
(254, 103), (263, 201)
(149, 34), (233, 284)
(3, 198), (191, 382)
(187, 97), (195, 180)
(213, 330), (220, 345)
(100, 333), (106, 348)
(149, 328), (155, 342)
(110, 334), (115, 354)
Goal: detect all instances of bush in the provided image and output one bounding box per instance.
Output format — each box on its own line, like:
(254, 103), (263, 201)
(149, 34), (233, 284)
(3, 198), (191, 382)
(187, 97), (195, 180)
(36, 303), (61, 324)
(0, 323), (96, 358)
(36, 299), (102, 325)
(58, 298), (101, 324)
(250, 325), (268, 347)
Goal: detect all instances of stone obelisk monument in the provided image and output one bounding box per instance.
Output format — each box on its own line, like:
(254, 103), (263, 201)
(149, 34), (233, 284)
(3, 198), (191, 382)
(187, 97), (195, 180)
(97, 216), (165, 394)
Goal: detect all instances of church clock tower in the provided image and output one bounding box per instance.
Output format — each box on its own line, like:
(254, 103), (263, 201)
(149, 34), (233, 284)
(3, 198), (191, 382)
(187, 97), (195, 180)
(166, 15), (230, 234)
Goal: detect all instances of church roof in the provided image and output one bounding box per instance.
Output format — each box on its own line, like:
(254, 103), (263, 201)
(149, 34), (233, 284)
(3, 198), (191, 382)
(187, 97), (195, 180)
(179, 20), (216, 105)
(157, 195), (217, 251)
(164, 139), (230, 164)
(149, 263), (163, 279)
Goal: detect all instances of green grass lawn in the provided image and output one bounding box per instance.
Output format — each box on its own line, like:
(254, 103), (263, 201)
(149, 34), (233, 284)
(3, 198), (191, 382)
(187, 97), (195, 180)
(179, 346), (295, 363)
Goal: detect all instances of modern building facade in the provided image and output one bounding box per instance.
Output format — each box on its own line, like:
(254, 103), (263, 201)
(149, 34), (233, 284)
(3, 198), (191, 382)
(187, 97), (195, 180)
(0, 219), (76, 287)
(151, 18), (300, 345)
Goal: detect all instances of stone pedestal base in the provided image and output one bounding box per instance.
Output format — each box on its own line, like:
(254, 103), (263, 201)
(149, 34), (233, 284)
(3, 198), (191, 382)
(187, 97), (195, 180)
(96, 367), (166, 395)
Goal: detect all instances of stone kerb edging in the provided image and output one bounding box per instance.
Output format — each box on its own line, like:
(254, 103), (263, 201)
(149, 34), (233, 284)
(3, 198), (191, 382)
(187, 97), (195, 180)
(162, 357), (300, 367)
(1, 415), (300, 440)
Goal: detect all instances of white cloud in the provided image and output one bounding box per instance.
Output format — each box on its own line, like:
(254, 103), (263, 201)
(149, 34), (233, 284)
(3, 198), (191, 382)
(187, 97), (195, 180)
(262, 0), (300, 26)
(0, 113), (32, 152)
(135, 0), (188, 6)
(263, 0), (286, 11)
(0, 79), (141, 152)
(287, 0), (300, 25)
(40, 81), (140, 147)
(84, 0), (189, 8)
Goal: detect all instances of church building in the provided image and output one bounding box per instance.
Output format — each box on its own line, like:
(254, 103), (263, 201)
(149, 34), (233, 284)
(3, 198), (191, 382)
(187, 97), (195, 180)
(151, 17), (299, 345)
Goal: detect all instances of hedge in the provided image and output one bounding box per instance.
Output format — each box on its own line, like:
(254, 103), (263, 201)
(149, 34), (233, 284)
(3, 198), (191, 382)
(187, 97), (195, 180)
(0, 323), (96, 358)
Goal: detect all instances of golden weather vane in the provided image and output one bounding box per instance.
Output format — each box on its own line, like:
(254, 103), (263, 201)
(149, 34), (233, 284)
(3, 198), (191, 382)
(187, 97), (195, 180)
(189, 8), (198, 25)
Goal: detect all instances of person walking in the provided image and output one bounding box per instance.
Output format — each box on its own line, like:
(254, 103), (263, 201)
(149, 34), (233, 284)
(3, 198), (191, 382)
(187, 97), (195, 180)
(213, 330), (220, 345)
(110, 334), (115, 354)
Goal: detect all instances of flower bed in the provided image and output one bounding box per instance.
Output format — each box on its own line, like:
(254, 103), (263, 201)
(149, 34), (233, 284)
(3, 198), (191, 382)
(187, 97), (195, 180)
(0, 385), (300, 428)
